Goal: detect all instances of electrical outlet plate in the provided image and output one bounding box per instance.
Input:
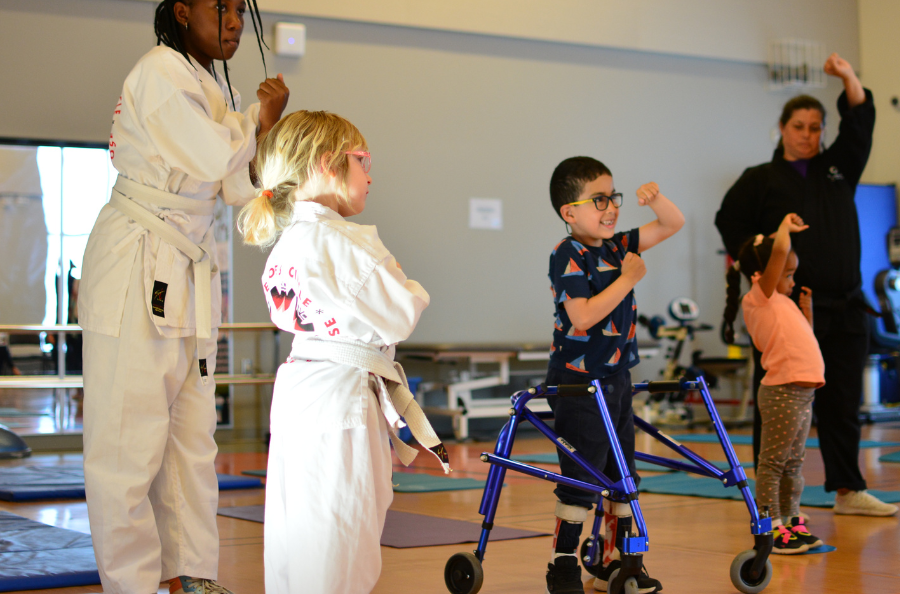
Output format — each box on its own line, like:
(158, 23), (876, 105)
(274, 22), (306, 57)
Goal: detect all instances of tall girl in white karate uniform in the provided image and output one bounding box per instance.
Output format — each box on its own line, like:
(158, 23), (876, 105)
(238, 111), (450, 594)
(78, 2), (288, 593)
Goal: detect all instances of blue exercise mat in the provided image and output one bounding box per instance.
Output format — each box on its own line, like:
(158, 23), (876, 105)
(669, 434), (900, 449)
(0, 464), (262, 501)
(638, 472), (900, 507)
(0, 511), (100, 592)
(511, 453), (751, 472)
(216, 473), (263, 490)
(879, 450), (900, 464)
(801, 544), (837, 555)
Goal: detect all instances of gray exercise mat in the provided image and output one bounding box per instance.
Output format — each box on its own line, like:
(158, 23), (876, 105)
(217, 506), (548, 548)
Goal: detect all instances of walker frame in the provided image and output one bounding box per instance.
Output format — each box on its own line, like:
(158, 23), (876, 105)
(443, 377), (774, 594)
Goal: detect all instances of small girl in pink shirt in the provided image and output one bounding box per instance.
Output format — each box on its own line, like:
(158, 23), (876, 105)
(723, 213), (826, 555)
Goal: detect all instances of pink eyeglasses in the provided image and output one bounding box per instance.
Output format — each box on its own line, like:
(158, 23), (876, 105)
(343, 150), (371, 173)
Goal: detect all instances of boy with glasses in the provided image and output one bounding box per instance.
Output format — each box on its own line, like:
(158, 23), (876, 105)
(544, 157), (684, 594)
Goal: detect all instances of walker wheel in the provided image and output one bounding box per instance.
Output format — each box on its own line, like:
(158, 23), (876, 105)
(729, 549), (773, 594)
(580, 535), (604, 577)
(444, 552), (484, 594)
(607, 568), (640, 594)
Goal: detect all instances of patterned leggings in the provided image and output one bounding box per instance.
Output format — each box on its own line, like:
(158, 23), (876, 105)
(755, 383), (815, 519)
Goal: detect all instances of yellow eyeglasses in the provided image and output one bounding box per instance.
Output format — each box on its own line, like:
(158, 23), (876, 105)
(568, 193), (624, 211)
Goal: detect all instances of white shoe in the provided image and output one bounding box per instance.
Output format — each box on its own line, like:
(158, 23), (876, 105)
(833, 490), (899, 517)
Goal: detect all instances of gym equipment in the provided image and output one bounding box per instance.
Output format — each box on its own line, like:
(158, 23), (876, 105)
(638, 298), (752, 427)
(0, 425), (30, 459)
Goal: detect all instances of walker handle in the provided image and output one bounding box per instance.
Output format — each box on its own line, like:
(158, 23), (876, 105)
(644, 380), (683, 393)
(555, 384), (596, 396)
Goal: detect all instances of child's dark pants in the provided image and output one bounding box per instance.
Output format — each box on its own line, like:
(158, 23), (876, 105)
(546, 366), (638, 509)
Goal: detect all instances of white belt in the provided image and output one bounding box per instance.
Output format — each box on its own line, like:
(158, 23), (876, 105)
(289, 338), (451, 473)
(109, 176), (216, 339)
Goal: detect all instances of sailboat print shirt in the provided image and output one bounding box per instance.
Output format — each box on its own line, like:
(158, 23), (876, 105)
(547, 229), (641, 379)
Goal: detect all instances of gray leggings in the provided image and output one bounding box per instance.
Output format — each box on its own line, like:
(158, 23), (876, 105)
(755, 383), (815, 519)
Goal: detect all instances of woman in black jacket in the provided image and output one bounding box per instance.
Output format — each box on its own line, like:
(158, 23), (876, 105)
(716, 53), (897, 517)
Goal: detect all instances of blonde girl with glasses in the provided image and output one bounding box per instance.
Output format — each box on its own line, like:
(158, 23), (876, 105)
(238, 110), (449, 594)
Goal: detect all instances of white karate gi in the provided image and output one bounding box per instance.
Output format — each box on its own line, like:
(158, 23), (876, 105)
(77, 45), (259, 594)
(262, 201), (431, 594)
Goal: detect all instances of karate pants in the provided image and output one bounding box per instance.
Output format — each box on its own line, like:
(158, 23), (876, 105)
(82, 252), (220, 594)
(265, 360), (393, 594)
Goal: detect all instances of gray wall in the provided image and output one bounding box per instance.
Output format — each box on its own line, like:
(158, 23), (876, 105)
(0, 0), (855, 437)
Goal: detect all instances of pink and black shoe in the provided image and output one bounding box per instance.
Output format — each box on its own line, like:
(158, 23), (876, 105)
(788, 516), (823, 549)
(771, 524), (809, 555)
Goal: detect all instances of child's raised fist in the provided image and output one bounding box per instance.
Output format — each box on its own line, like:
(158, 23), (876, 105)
(621, 252), (646, 283)
(258, 73), (291, 136)
(636, 182), (660, 206)
(799, 286), (814, 324)
(779, 213), (809, 234)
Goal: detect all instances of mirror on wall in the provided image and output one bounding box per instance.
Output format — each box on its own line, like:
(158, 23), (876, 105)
(0, 139), (116, 329)
(0, 137), (237, 434)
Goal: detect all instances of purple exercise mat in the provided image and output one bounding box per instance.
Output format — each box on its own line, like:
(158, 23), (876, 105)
(217, 506), (548, 549)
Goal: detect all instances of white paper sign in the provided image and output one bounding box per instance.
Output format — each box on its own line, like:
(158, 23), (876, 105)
(469, 198), (503, 230)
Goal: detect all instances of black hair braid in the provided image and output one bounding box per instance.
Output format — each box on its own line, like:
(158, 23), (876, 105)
(215, 2), (238, 110)
(722, 264), (743, 344)
(217, 0), (269, 110)
(721, 234), (777, 343)
(247, 0), (269, 76)
(155, 0), (194, 67)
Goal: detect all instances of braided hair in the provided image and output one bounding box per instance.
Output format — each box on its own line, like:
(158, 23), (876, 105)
(154, 0), (268, 110)
(722, 234), (776, 344)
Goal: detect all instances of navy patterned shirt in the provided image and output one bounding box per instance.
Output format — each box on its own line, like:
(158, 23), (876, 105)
(548, 230), (641, 379)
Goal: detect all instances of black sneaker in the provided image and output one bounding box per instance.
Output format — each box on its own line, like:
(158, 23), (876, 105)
(546, 556), (584, 594)
(771, 524), (809, 555)
(592, 560), (662, 593)
(788, 517), (823, 549)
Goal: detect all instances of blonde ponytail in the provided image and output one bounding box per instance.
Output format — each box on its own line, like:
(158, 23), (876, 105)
(237, 110), (368, 248)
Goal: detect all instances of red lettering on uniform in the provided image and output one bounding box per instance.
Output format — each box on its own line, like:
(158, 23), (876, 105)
(263, 282), (269, 292)
(268, 267), (276, 278)
(289, 267), (296, 278)
(109, 150), (115, 160)
(303, 298), (312, 307)
(324, 318), (336, 327)
(329, 328), (340, 336)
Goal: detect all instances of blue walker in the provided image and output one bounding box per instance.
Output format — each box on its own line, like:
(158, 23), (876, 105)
(443, 377), (774, 594)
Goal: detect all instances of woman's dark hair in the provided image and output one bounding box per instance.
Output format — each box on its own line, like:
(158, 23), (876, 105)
(549, 157), (613, 221)
(776, 94), (827, 154)
(779, 94), (826, 127)
(154, 0), (268, 110)
(722, 234), (776, 343)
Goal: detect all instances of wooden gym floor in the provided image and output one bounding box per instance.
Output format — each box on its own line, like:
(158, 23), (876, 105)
(1, 422), (899, 594)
